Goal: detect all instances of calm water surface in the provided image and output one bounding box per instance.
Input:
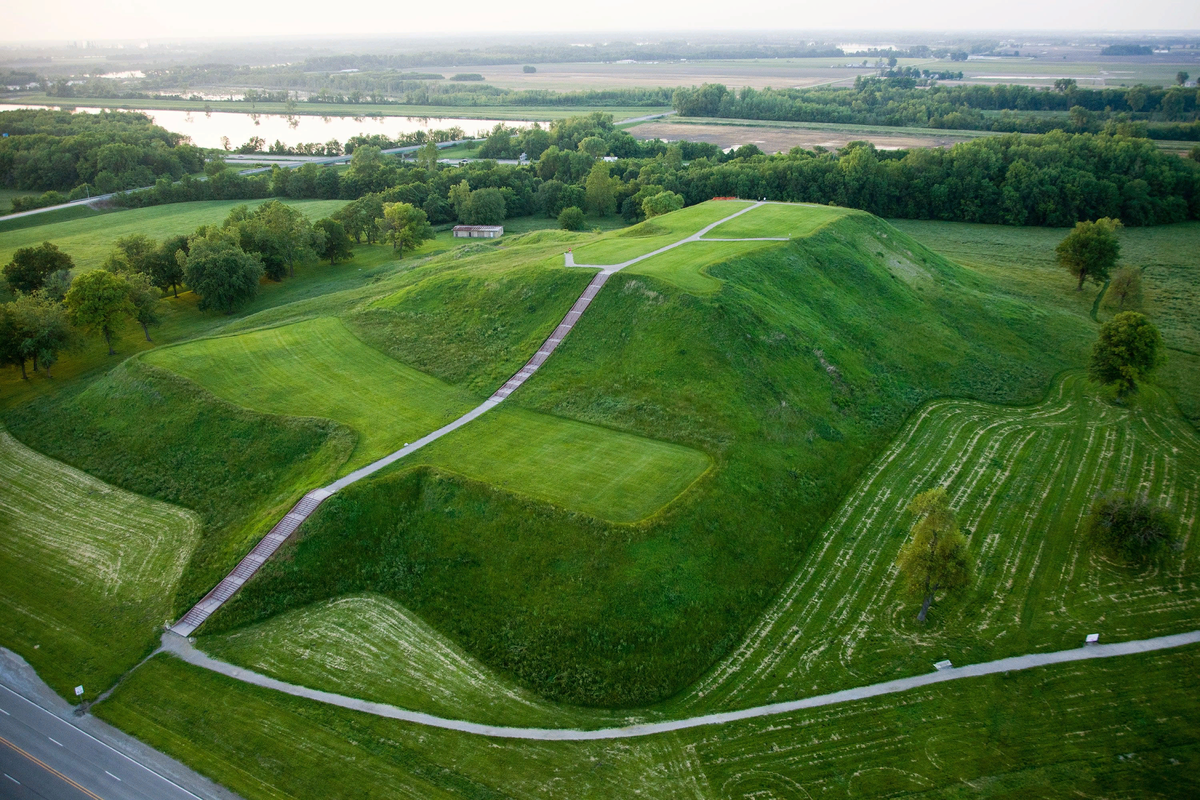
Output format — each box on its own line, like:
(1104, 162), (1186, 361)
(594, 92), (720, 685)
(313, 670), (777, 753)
(0, 103), (530, 150)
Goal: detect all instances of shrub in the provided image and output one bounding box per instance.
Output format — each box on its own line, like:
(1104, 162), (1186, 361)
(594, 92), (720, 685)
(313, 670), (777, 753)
(1085, 492), (1176, 560)
(558, 206), (585, 231)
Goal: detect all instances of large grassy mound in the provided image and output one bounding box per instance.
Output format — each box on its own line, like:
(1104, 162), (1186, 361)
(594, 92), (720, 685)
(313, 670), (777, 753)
(206, 205), (1093, 707)
(3, 360), (355, 615)
(0, 429), (199, 700)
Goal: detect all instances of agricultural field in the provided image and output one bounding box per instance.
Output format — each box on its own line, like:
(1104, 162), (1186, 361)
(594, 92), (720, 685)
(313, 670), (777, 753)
(0, 427), (199, 700)
(629, 118), (987, 153)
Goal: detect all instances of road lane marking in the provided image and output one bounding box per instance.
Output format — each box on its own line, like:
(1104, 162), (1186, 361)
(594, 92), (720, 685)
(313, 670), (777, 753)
(48, 736), (62, 746)
(106, 770), (122, 781)
(0, 708), (9, 714)
(0, 735), (103, 800)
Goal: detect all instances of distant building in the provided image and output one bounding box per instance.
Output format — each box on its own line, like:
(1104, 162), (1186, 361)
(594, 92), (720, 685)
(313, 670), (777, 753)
(453, 225), (504, 239)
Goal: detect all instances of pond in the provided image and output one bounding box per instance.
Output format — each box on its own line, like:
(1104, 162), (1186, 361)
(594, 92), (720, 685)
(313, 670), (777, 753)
(0, 103), (530, 150)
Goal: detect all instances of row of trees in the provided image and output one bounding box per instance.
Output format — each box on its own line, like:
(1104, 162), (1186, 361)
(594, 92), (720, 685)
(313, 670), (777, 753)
(672, 81), (1200, 136)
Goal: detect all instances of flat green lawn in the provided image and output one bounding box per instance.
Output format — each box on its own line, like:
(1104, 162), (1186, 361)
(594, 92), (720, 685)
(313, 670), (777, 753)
(144, 317), (477, 472)
(0, 199), (346, 273)
(624, 239), (782, 293)
(95, 647), (1200, 799)
(671, 374), (1200, 714)
(0, 428), (199, 700)
(0, 188), (38, 214)
(411, 406), (710, 522)
(704, 202), (851, 239)
(570, 201), (751, 265)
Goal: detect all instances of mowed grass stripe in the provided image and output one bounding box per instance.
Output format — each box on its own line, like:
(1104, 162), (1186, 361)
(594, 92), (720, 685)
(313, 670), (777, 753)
(570, 201), (752, 265)
(144, 317), (478, 472)
(0, 429), (200, 700)
(703, 202), (852, 239)
(678, 375), (1200, 713)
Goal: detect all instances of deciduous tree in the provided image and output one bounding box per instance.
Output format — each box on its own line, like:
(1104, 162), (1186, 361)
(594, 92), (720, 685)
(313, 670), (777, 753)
(150, 235), (188, 298)
(896, 487), (971, 623)
(124, 272), (161, 341)
(64, 269), (134, 355)
(181, 235), (264, 314)
(314, 218), (353, 264)
(1085, 492), (1175, 561)
(377, 202), (434, 256)
(1089, 311), (1164, 397)
(1105, 267), (1142, 311)
(558, 206), (585, 231)
(642, 190), (684, 218)
(585, 161), (615, 217)
(1055, 217), (1122, 290)
(3, 242), (74, 294)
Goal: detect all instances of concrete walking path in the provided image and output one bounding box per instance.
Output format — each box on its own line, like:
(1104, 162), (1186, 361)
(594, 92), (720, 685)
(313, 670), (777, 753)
(170, 201), (769, 636)
(161, 630), (1200, 741)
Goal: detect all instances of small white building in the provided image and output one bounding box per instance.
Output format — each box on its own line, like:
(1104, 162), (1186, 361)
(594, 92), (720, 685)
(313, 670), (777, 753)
(452, 225), (504, 239)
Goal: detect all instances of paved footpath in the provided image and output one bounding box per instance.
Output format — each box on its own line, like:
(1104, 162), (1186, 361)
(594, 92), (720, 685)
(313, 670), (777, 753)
(162, 630), (1200, 741)
(170, 200), (773, 636)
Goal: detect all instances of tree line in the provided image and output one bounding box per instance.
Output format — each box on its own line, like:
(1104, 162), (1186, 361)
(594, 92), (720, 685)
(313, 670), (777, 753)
(0, 109), (205, 200)
(672, 80), (1200, 139)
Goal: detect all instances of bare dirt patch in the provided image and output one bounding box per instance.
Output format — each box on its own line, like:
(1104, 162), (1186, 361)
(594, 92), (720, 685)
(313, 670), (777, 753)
(632, 121), (973, 153)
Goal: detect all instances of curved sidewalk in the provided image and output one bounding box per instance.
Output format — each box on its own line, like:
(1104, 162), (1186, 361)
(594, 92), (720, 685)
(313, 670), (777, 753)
(162, 630), (1200, 741)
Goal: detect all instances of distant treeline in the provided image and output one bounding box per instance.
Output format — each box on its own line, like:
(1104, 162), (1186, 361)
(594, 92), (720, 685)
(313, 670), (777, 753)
(112, 114), (1200, 229)
(0, 109), (203, 196)
(673, 80), (1200, 139)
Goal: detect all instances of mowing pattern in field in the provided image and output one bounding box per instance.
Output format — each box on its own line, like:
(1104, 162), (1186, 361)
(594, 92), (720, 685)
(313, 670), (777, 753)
(0, 429), (200, 699)
(703, 202), (851, 239)
(201, 595), (641, 729)
(681, 374), (1200, 712)
(409, 405), (710, 522)
(623, 240), (781, 294)
(144, 317), (477, 471)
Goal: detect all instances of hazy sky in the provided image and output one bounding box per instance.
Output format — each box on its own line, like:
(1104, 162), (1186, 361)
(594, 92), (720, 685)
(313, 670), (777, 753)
(5, 0), (1199, 42)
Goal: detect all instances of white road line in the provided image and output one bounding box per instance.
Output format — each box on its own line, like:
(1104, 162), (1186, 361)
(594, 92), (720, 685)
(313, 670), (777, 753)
(0, 684), (205, 799)
(0, 708), (8, 715)
(105, 770), (122, 781)
(5, 773), (19, 784)
(47, 737), (62, 746)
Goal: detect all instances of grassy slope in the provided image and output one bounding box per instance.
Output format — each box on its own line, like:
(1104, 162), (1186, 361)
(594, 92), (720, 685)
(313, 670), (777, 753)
(703, 202), (850, 238)
(203, 205), (1090, 708)
(0, 199), (345, 274)
(0, 429), (199, 700)
(145, 317), (478, 472)
(889, 219), (1200, 422)
(570, 202), (751, 264)
(96, 647), (1200, 799)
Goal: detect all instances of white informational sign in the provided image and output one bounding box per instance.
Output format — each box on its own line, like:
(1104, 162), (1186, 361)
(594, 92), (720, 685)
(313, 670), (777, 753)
(74, 685), (84, 696)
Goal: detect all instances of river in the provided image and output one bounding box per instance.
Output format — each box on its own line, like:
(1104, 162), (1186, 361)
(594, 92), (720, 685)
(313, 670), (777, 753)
(0, 103), (530, 150)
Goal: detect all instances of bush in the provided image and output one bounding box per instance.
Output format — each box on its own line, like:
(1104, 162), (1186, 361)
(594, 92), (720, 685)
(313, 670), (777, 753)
(558, 206), (585, 231)
(1085, 492), (1176, 560)
(522, 65), (537, 73)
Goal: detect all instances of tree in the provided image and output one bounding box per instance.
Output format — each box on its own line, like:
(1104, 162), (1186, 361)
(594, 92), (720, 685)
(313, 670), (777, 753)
(519, 125), (551, 160)
(1089, 311), (1164, 397)
(1177, 71), (1190, 86)
(448, 180), (473, 220)
(314, 218), (353, 264)
(7, 292), (74, 378)
(585, 161), (615, 217)
(578, 136), (608, 158)
(64, 269), (134, 355)
(181, 235), (264, 314)
(522, 65), (537, 73)
(1105, 267), (1142, 311)
(228, 200), (320, 280)
(346, 144), (385, 186)
(1056, 217), (1122, 291)
(335, 194), (383, 244)
(464, 187), (507, 225)
(124, 272), (161, 342)
(4, 242), (74, 294)
(896, 488), (971, 623)
(642, 190), (684, 218)
(1085, 492), (1175, 561)
(150, 235), (188, 298)
(416, 141), (439, 171)
(558, 206), (585, 231)
(0, 305), (25, 378)
(103, 233), (158, 276)
(377, 203), (434, 256)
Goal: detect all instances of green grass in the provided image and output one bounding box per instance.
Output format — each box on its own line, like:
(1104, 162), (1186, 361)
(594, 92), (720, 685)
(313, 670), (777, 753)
(569, 202), (752, 265)
(704, 202), (850, 239)
(889, 219), (1200, 421)
(201, 207), (1091, 707)
(3, 360), (355, 618)
(409, 405), (710, 523)
(0, 428), (199, 701)
(94, 647), (1200, 799)
(0, 199), (346, 274)
(624, 240), (780, 293)
(0, 203), (109, 234)
(144, 317), (477, 472)
(0, 188), (38, 214)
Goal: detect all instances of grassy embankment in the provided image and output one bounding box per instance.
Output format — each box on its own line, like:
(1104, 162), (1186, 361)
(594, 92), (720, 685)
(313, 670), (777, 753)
(0, 429), (199, 700)
(201, 201), (1094, 708)
(94, 646), (1200, 799)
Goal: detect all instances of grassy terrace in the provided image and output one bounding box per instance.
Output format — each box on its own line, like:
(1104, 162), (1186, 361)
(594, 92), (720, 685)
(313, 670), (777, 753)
(95, 646), (1200, 799)
(0, 428), (199, 700)
(569, 201), (751, 264)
